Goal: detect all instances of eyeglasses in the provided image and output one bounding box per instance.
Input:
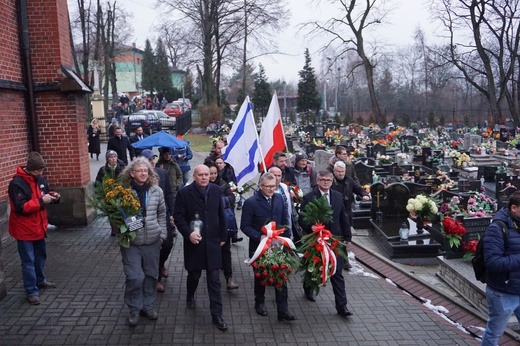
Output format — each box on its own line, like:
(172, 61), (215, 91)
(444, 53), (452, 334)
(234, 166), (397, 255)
(261, 185), (277, 189)
(318, 178), (333, 182)
(133, 169), (149, 174)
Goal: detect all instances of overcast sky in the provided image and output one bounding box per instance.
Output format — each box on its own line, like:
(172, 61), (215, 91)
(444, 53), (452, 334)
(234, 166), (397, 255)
(69, 0), (439, 84)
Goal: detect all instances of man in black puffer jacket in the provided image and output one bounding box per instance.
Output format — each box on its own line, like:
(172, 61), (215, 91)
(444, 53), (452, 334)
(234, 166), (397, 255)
(481, 191), (520, 345)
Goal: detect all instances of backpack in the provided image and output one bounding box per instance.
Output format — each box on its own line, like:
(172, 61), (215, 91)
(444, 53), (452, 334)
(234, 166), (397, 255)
(471, 220), (508, 283)
(221, 196), (238, 236)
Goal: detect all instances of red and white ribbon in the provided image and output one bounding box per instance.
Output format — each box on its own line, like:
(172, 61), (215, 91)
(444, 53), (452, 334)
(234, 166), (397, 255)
(245, 221), (296, 265)
(312, 224), (337, 285)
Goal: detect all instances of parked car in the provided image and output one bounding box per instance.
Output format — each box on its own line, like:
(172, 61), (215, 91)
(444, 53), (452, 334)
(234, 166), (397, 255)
(163, 103), (183, 117)
(155, 111), (176, 132)
(176, 98), (192, 109)
(122, 112), (162, 136)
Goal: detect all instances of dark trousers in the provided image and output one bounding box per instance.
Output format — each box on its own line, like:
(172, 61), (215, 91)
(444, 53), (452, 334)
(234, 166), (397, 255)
(187, 269), (223, 317)
(303, 250), (348, 312)
(254, 277), (289, 314)
(221, 238), (232, 279)
(158, 225), (176, 282)
(330, 254), (348, 310)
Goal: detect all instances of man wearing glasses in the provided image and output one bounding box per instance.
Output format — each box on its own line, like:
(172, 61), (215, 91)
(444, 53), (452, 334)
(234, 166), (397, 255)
(299, 170), (353, 317)
(8, 152), (60, 305)
(241, 173), (296, 322)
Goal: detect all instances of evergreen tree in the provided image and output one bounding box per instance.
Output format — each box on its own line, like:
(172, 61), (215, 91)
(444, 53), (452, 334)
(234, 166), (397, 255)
(253, 64), (271, 120)
(297, 49), (321, 123)
(141, 39), (156, 94)
(155, 38), (173, 96)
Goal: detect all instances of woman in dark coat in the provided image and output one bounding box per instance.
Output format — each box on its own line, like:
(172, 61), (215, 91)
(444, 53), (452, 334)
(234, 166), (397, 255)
(207, 162), (238, 290)
(87, 118), (101, 160)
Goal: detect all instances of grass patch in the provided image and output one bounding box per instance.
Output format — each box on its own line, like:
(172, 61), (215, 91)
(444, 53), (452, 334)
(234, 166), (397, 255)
(183, 133), (214, 153)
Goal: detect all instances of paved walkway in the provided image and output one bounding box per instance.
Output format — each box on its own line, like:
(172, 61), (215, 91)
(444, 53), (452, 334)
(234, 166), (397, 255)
(0, 219), (478, 345)
(0, 144), (480, 345)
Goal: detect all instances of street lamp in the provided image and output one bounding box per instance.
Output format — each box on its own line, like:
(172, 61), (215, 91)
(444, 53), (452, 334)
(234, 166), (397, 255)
(282, 81), (287, 124)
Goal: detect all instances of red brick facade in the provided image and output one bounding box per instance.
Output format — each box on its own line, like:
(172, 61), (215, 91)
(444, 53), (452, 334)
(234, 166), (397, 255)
(0, 0), (92, 236)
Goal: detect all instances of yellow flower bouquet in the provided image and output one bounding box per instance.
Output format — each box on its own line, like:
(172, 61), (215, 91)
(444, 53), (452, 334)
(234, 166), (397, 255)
(91, 175), (142, 248)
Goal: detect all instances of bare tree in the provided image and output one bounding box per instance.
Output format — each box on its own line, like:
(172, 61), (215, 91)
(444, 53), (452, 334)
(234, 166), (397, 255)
(305, 0), (391, 125)
(432, 0), (520, 125)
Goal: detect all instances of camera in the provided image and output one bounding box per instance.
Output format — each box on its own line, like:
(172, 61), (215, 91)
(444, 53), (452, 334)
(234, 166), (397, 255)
(49, 192), (60, 198)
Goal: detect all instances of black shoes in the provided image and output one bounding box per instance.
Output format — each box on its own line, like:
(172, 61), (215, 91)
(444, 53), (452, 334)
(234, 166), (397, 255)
(186, 297), (196, 309)
(277, 311), (297, 322)
(255, 303), (268, 316)
(344, 261), (353, 271)
(140, 309), (158, 320)
(37, 281), (56, 289)
(231, 235), (243, 243)
(304, 289), (316, 302)
(236, 202), (243, 210)
(337, 307), (353, 317)
(128, 312), (139, 326)
(212, 315), (228, 331)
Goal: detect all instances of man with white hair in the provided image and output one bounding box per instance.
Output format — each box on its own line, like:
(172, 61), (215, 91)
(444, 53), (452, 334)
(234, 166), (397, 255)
(331, 161), (370, 270)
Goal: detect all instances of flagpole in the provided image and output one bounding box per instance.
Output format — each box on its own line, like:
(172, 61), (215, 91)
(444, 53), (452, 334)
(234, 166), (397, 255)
(249, 99), (268, 173)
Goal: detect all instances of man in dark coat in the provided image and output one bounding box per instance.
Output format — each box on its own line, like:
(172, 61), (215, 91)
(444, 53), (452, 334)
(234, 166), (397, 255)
(241, 173), (296, 322)
(107, 127), (135, 165)
(130, 126), (149, 157)
(299, 170), (353, 318)
(174, 165), (228, 331)
(331, 161), (369, 271)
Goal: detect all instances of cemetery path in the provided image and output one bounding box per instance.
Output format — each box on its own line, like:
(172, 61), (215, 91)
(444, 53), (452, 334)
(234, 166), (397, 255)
(0, 145), (515, 345)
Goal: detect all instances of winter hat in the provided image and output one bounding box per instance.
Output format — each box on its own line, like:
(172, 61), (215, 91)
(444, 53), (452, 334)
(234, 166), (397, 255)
(106, 150), (118, 159)
(295, 153), (308, 164)
(159, 147), (171, 155)
(26, 152), (46, 171)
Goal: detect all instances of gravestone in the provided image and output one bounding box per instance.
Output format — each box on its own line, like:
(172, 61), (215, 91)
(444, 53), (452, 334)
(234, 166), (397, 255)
(483, 166), (498, 182)
(370, 182), (410, 220)
(497, 186), (517, 210)
(458, 179), (481, 193)
(372, 143), (387, 158)
(401, 135), (418, 146)
(389, 163), (411, 176)
(303, 124), (316, 137)
(404, 181), (432, 197)
(374, 130), (386, 140)
(418, 178), (442, 191)
(313, 149), (334, 172)
(499, 127), (515, 142)
(461, 217), (492, 242)
(496, 141), (508, 150)
(417, 132), (426, 140)
(354, 160), (375, 186)
(463, 134), (482, 150)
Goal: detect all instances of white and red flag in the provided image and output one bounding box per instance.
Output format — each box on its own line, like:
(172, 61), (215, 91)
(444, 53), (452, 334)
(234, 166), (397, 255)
(259, 91), (286, 171)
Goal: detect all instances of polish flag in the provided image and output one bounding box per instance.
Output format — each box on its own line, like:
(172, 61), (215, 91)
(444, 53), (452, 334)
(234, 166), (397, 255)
(259, 91), (286, 171)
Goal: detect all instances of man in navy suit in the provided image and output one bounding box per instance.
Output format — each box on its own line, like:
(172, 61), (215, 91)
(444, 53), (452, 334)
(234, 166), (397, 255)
(241, 173), (296, 322)
(299, 170), (353, 317)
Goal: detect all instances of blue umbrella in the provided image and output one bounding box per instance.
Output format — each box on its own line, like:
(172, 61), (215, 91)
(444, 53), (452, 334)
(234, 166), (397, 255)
(131, 131), (189, 149)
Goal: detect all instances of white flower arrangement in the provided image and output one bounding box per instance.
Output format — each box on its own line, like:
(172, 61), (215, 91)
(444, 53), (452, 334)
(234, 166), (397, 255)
(406, 194), (439, 219)
(397, 153), (408, 159)
(376, 154), (393, 164)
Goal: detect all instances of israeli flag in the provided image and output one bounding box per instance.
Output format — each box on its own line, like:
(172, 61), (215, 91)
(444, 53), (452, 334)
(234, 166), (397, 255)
(222, 96), (260, 187)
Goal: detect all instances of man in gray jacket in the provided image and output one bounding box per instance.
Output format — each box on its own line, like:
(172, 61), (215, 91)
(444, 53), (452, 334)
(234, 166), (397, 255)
(119, 157), (167, 327)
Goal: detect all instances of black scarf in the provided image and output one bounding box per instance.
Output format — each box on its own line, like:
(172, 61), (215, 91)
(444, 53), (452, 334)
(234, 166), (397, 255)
(131, 181), (150, 216)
